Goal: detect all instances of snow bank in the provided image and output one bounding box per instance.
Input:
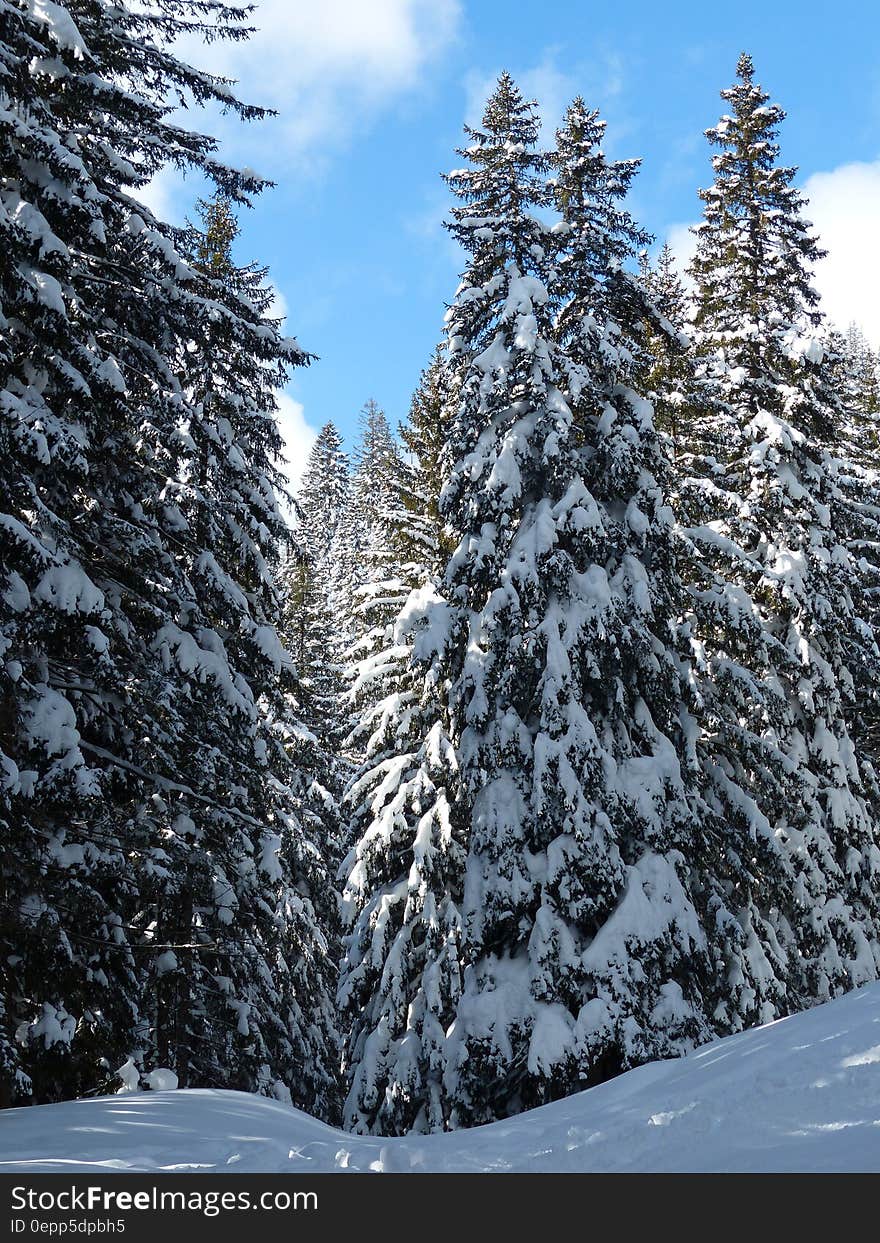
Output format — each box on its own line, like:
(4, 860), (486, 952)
(5, 982), (880, 1172)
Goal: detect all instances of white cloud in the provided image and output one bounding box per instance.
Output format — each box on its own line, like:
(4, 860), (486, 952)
(803, 160), (880, 347)
(274, 391), (317, 499)
(183, 0), (461, 169)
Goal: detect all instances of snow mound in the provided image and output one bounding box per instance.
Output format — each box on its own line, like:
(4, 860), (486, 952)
(5, 982), (880, 1172)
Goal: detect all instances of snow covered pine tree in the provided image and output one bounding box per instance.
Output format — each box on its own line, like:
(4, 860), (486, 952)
(0, 0), (337, 1111)
(279, 421), (352, 876)
(341, 75), (727, 1134)
(684, 54), (880, 1012)
(155, 192), (340, 1113)
(339, 355), (461, 1134)
(341, 400), (420, 803)
(395, 348), (457, 582)
(839, 323), (880, 423)
(637, 243), (695, 453)
(336, 401), (407, 690)
(831, 322), (880, 765)
(284, 422), (351, 687)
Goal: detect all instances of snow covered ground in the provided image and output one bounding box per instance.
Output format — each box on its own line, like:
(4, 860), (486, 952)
(4, 981), (880, 1173)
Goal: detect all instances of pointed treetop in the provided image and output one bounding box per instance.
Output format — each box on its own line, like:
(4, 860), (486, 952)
(737, 51), (754, 82)
(304, 420), (345, 467)
(551, 95), (649, 281)
(487, 70), (523, 108)
(559, 94), (605, 143)
(553, 94), (642, 192)
(315, 419), (343, 446)
(708, 53), (787, 157)
(193, 194), (239, 279)
(478, 71), (541, 143)
(352, 399), (400, 480)
(443, 73), (547, 261)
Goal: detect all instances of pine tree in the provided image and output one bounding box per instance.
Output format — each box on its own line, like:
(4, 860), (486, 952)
(395, 348), (457, 579)
(125, 191), (341, 1112)
(345, 361), (458, 761)
(337, 402), (404, 647)
(637, 244), (696, 453)
(338, 352), (459, 1134)
(828, 323), (880, 768)
(0, 0), (263, 1108)
(0, 1), (338, 1111)
(341, 76), (728, 1135)
(339, 66), (575, 1131)
(279, 423), (351, 905)
(337, 401), (409, 764)
(842, 323), (880, 421)
(685, 54), (880, 1008)
(642, 244), (689, 330)
(285, 422), (350, 678)
(448, 91), (715, 1112)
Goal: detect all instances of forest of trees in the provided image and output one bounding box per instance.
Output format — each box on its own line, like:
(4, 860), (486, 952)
(2, 1), (880, 1136)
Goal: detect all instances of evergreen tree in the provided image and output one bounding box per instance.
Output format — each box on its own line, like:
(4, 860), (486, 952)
(338, 352), (459, 1134)
(450, 91), (712, 1110)
(637, 244), (696, 453)
(395, 348), (457, 579)
(338, 402), (404, 632)
(337, 401), (408, 758)
(285, 422), (350, 678)
(685, 54), (880, 1007)
(0, 0), (262, 1108)
(131, 191), (340, 1112)
(641, 244), (689, 331)
(828, 323), (880, 768)
(345, 359), (458, 760)
(0, 0), (338, 1111)
(279, 422), (351, 889)
(841, 323), (880, 422)
(341, 76), (727, 1135)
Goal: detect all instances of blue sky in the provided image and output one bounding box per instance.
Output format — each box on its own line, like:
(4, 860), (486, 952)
(148, 0), (880, 486)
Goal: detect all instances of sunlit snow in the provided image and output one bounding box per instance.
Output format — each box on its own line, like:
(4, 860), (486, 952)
(5, 982), (880, 1173)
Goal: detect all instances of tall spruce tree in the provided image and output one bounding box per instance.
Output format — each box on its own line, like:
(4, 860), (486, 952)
(285, 422), (350, 678)
(279, 421), (351, 885)
(395, 348), (457, 579)
(637, 244), (696, 453)
(136, 192), (340, 1112)
(338, 352), (459, 1134)
(840, 323), (880, 423)
(338, 401), (409, 762)
(341, 76), (729, 1135)
(345, 365), (451, 762)
(827, 323), (880, 769)
(337, 402), (404, 651)
(685, 54), (880, 1008)
(0, 0), (260, 1107)
(0, 0), (338, 1111)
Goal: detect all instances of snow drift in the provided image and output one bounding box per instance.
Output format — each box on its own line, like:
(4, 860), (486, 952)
(4, 981), (880, 1173)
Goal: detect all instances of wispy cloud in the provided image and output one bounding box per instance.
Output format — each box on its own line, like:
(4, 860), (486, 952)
(182, 0), (462, 173)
